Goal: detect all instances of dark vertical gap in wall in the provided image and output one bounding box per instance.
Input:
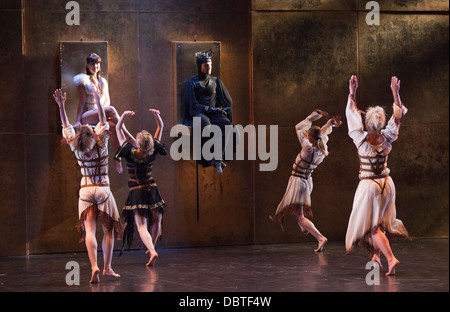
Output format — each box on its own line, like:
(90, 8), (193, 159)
(249, 5), (256, 244)
(196, 163), (200, 222)
(137, 0), (142, 131)
(22, 0), (29, 256)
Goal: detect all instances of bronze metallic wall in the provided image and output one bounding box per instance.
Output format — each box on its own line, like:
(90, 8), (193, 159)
(0, 0), (447, 256)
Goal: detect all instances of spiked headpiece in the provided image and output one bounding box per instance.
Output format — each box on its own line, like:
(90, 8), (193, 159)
(195, 49), (213, 64)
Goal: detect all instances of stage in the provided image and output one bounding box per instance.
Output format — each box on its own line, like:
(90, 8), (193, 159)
(0, 237), (447, 293)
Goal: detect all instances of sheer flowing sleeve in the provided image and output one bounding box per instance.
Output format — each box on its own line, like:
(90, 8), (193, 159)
(296, 110), (322, 147)
(382, 103), (408, 143)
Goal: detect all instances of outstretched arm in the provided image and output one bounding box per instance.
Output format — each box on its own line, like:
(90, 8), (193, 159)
(383, 76), (408, 142)
(295, 109), (327, 145)
(116, 111), (137, 147)
(150, 109), (164, 141)
(321, 115), (342, 136)
(391, 76), (403, 109)
(346, 75), (366, 146)
(53, 89), (70, 128)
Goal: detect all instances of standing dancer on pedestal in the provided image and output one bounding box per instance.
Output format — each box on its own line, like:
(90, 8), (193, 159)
(270, 109), (342, 252)
(345, 75), (409, 276)
(53, 88), (122, 283)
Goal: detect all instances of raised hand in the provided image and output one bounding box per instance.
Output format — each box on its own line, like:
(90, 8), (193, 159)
(330, 115), (342, 127)
(121, 110), (135, 118)
(149, 108), (160, 115)
(53, 88), (66, 107)
(390, 76), (401, 94)
(315, 109), (329, 118)
(349, 75), (358, 96)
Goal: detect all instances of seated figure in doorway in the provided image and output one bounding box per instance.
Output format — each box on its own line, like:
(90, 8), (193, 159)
(182, 50), (236, 175)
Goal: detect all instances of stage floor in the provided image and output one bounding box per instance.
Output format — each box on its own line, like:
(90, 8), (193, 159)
(0, 238), (448, 292)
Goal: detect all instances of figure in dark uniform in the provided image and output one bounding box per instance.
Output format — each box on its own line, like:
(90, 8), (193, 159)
(183, 50), (235, 174)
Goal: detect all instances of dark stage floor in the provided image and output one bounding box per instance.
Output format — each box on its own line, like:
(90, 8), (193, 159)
(0, 238), (448, 292)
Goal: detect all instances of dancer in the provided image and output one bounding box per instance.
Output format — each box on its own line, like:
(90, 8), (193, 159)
(182, 49), (236, 174)
(345, 75), (409, 276)
(53, 88), (122, 283)
(73, 53), (132, 173)
(115, 109), (167, 266)
(270, 109), (342, 252)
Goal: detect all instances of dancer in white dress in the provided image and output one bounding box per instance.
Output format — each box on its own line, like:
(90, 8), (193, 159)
(345, 75), (409, 276)
(271, 109), (341, 252)
(54, 87), (122, 283)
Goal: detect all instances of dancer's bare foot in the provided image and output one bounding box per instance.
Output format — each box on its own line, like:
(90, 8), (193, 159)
(90, 267), (100, 284)
(145, 250), (158, 266)
(386, 258), (399, 276)
(315, 237), (328, 252)
(103, 268), (120, 278)
(371, 252), (383, 269)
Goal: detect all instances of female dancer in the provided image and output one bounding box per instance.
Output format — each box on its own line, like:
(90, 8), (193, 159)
(73, 53), (132, 173)
(115, 109), (167, 266)
(270, 109), (341, 252)
(345, 75), (409, 276)
(53, 88), (122, 283)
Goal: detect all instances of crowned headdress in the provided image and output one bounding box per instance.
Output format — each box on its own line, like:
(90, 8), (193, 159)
(195, 49), (213, 64)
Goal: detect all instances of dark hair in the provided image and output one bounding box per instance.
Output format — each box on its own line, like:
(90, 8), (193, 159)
(307, 126), (329, 156)
(85, 53), (101, 75)
(85, 53), (104, 92)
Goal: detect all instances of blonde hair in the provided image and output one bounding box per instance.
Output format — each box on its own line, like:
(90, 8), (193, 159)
(308, 126), (329, 156)
(365, 106), (386, 132)
(137, 130), (154, 155)
(73, 125), (96, 153)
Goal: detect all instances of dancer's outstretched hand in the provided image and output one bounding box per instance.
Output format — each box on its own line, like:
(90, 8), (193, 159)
(349, 75), (358, 96)
(315, 109), (329, 118)
(390, 76), (401, 94)
(121, 110), (135, 118)
(53, 88), (66, 107)
(330, 115), (342, 127)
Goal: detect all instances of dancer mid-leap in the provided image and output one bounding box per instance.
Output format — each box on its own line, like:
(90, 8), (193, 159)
(271, 109), (341, 252)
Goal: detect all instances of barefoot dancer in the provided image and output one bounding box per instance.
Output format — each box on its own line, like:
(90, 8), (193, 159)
(73, 53), (133, 174)
(54, 88), (122, 283)
(115, 109), (167, 266)
(345, 75), (409, 276)
(270, 109), (341, 252)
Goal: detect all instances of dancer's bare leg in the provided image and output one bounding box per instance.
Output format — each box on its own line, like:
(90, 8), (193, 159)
(135, 212), (158, 266)
(150, 211), (162, 246)
(372, 228), (399, 276)
(296, 210), (327, 252)
(371, 249), (383, 269)
(84, 210), (100, 283)
(101, 224), (120, 278)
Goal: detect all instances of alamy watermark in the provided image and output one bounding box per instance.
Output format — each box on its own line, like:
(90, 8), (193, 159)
(65, 261), (80, 286)
(170, 117), (278, 172)
(366, 1), (380, 26)
(365, 261), (381, 285)
(65, 1), (80, 26)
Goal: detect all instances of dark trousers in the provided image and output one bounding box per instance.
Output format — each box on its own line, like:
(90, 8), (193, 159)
(194, 112), (236, 166)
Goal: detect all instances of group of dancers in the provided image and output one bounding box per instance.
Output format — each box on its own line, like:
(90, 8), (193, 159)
(54, 52), (409, 284)
(271, 74), (409, 277)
